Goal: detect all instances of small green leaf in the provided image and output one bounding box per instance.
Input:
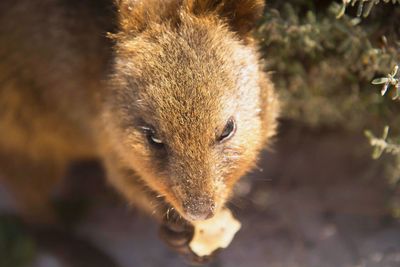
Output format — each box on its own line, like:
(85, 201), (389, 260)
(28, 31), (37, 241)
(382, 126), (389, 140)
(363, 1), (375, 17)
(336, 6), (346, 18)
(364, 130), (373, 139)
(356, 1), (364, 16)
(381, 83), (390, 95)
(372, 147), (384, 159)
(390, 65), (399, 76)
(372, 77), (388, 84)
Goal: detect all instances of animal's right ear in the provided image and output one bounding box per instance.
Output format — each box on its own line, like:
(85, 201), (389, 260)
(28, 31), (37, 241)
(184, 0), (265, 36)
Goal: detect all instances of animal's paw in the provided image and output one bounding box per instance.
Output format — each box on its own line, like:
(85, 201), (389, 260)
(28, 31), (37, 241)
(159, 220), (218, 265)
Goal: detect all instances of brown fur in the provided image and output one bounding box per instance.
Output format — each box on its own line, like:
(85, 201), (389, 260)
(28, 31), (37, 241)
(0, 0), (279, 223)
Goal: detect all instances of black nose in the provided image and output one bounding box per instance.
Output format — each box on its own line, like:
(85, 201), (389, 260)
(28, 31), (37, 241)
(182, 196), (216, 221)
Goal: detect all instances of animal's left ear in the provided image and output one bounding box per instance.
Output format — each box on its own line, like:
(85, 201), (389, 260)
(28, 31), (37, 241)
(185, 0), (265, 36)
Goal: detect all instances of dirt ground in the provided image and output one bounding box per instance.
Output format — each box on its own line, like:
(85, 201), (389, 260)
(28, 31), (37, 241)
(1, 123), (400, 267)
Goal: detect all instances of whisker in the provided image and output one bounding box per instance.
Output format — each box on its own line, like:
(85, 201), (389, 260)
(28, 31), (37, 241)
(251, 177), (273, 182)
(166, 207), (171, 220)
(255, 166), (264, 172)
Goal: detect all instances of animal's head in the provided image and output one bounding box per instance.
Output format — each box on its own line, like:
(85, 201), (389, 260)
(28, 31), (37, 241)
(103, 0), (279, 221)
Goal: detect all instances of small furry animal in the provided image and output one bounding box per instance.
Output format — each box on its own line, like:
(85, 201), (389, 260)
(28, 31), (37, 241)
(0, 0), (279, 260)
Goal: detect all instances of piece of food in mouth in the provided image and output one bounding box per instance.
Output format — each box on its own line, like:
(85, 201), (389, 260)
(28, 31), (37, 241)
(189, 208), (241, 257)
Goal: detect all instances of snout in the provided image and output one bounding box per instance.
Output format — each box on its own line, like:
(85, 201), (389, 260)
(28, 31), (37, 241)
(182, 195), (216, 221)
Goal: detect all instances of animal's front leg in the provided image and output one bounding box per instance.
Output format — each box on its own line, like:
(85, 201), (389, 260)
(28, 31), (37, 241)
(159, 208), (217, 265)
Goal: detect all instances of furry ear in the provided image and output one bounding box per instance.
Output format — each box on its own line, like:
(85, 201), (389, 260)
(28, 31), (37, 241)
(115, 0), (265, 35)
(115, 0), (180, 33)
(115, 0), (147, 32)
(184, 0), (265, 35)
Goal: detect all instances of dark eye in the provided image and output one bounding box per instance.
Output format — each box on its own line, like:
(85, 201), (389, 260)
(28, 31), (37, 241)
(218, 117), (236, 143)
(141, 126), (165, 149)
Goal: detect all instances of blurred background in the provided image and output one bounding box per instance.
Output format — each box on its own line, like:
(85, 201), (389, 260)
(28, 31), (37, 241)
(1, 0), (400, 266)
